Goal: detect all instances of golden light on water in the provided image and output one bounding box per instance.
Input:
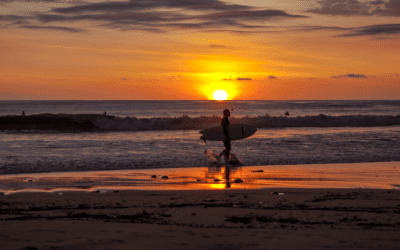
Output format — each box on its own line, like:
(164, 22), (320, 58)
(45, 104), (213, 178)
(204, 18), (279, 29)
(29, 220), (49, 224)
(212, 89), (229, 100)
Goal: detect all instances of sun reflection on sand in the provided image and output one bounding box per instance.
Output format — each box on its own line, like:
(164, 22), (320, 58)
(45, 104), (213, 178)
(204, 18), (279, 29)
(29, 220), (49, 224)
(0, 162), (399, 194)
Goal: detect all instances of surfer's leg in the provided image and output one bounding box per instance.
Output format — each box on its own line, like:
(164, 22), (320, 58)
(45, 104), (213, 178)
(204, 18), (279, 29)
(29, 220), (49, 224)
(223, 140), (231, 163)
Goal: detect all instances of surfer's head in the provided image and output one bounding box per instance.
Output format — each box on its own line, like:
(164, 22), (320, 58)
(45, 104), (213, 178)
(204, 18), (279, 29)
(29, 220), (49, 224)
(223, 109), (230, 117)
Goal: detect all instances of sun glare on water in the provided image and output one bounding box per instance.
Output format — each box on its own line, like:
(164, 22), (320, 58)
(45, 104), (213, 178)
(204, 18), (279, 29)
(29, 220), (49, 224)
(212, 89), (229, 100)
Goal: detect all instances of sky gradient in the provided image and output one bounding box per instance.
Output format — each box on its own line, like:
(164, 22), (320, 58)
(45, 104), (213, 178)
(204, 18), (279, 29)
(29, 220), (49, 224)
(1, 0), (399, 100)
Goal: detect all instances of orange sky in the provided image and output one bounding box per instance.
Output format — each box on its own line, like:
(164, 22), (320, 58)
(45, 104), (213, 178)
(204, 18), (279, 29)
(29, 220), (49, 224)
(1, 0), (399, 100)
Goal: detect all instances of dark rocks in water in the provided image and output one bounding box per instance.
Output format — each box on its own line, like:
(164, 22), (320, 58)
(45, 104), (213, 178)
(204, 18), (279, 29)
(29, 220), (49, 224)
(214, 178), (221, 182)
(272, 192), (279, 195)
(234, 178), (243, 183)
(151, 175), (157, 178)
(161, 176), (168, 179)
(252, 170), (264, 173)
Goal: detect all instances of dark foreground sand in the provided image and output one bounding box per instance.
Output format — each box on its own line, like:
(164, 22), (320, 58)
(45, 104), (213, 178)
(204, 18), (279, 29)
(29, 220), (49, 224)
(1, 188), (400, 250)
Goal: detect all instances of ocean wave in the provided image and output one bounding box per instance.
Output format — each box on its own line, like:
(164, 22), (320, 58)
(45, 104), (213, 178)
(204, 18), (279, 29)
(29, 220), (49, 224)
(1, 113), (400, 132)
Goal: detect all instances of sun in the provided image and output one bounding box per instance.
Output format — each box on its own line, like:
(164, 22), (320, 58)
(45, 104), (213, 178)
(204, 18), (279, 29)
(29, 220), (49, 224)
(212, 89), (229, 100)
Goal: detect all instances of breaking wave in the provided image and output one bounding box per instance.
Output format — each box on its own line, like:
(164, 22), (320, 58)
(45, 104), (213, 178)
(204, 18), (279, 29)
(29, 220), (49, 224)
(1, 113), (400, 132)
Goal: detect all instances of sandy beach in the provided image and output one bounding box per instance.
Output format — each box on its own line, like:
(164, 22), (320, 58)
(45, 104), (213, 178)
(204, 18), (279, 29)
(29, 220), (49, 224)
(1, 162), (400, 250)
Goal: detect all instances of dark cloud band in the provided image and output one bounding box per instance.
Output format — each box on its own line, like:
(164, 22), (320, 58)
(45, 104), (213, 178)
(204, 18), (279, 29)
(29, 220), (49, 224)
(333, 74), (366, 79)
(306, 0), (400, 16)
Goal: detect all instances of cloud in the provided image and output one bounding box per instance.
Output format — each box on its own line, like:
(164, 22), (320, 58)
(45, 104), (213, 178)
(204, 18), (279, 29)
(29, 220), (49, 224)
(236, 77), (252, 81)
(21, 25), (84, 32)
(306, 0), (400, 16)
(306, 0), (372, 16)
(121, 78), (127, 81)
(332, 74), (366, 78)
(52, 0), (251, 13)
(290, 23), (400, 38)
(24, 0), (307, 33)
(222, 78), (232, 81)
(337, 24), (400, 37)
(209, 44), (226, 48)
(268, 75), (277, 79)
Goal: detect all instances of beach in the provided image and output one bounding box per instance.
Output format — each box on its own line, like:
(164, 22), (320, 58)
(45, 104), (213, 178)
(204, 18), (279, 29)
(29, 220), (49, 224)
(1, 162), (400, 250)
(1, 101), (399, 249)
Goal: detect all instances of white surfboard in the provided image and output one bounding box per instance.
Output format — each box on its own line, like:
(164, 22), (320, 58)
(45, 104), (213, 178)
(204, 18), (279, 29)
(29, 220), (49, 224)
(200, 124), (257, 141)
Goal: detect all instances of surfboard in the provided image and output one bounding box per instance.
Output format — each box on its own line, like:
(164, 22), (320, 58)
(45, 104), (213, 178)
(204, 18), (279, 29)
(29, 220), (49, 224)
(200, 124), (257, 141)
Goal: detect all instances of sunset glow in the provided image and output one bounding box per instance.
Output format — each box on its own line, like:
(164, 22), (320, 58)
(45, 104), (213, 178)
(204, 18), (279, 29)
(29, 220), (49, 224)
(212, 90), (229, 100)
(1, 0), (399, 100)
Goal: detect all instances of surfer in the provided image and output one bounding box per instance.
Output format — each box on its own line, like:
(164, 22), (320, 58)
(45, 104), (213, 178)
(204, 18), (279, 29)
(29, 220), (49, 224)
(219, 109), (231, 164)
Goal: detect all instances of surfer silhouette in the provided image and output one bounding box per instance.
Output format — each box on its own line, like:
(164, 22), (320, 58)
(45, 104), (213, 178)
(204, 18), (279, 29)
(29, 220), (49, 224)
(219, 109), (231, 164)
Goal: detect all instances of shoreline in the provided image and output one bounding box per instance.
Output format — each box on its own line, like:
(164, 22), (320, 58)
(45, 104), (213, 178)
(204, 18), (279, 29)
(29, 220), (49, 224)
(1, 161), (399, 194)
(1, 162), (399, 249)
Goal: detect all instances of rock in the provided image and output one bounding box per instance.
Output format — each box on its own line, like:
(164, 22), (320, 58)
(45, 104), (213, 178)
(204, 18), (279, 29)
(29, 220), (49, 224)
(151, 175), (157, 178)
(162, 176), (168, 179)
(234, 178), (243, 183)
(252, 170), (264, 173)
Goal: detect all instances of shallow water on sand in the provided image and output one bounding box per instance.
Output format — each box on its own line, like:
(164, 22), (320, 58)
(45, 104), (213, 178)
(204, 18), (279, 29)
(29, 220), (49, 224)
(1, 162), (399, 193)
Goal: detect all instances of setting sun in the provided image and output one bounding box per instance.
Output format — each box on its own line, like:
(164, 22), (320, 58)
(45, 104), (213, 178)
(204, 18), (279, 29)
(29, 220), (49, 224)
(212, 90), (229, 100)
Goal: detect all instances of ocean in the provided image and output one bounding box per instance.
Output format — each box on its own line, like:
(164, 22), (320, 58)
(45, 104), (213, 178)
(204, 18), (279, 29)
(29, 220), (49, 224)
(1, 100), (400, 176)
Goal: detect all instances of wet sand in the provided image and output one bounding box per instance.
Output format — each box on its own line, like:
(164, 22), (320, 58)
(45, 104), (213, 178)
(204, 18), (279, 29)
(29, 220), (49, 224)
(1, 188), (400, 250)
(1, 162), (400, 250)
(1, 162), (400, 193)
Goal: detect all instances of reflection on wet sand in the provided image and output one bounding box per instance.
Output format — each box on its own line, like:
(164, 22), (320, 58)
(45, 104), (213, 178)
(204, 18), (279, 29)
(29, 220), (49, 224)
(206, 166), (244, 189)
(0, 162), (399, 194)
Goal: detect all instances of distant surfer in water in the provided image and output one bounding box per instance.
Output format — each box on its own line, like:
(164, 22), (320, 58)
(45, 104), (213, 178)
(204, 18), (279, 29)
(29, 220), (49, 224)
(219, 109), (231, 164)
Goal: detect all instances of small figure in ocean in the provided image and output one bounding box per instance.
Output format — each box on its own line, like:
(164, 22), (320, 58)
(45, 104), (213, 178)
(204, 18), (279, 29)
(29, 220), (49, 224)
(285, 111), (289, 116)
(219, 109), (231, 164)
(103, 112), (107, 116)
(22, 111), (25, 116)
